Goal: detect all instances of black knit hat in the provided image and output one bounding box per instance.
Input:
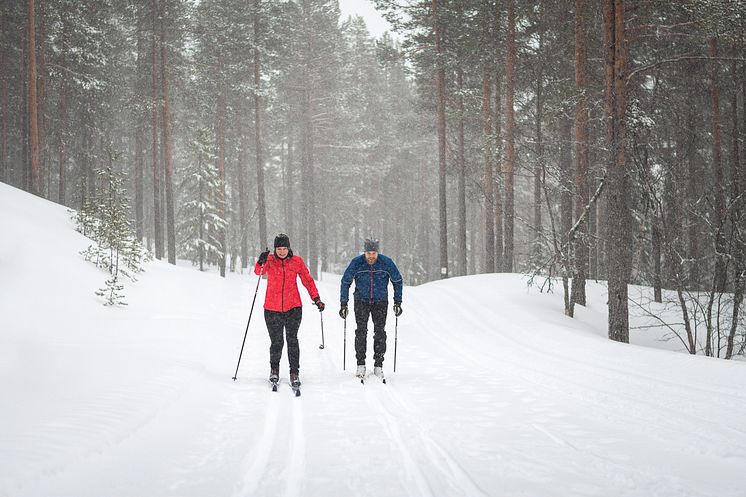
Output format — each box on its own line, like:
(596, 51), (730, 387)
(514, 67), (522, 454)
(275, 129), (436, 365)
(274, 233), (290, 248)
(363, 238), (379, 252)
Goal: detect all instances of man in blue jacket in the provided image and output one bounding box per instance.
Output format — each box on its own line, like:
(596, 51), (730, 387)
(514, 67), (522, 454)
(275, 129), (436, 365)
(339, 238), (403, 380)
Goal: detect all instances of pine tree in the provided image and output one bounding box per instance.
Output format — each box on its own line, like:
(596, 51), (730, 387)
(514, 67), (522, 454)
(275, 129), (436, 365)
(177, 128), (226, 271)
(76, 147), (147, 306)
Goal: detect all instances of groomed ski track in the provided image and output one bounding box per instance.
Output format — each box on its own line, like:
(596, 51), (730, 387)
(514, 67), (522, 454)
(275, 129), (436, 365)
(2, 183), (746, 497)
(8, 272), (746, 497)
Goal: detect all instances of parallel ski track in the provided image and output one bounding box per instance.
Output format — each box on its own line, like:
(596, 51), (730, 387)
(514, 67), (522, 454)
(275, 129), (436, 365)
(333, 311), (491, 497)
(315, 317), (440, 496)
(364, 380), (490, 497)
(233, 376), (305, 497)
(234, 386), (281, 496)
(285, 391), (306, 497)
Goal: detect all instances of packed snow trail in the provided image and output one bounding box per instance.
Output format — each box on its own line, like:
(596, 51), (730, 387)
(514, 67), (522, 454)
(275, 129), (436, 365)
(2, 182), (746, 497)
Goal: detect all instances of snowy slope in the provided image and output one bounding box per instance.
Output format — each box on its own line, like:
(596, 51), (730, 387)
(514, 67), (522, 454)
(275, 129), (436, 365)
(2, 182), (745, 497)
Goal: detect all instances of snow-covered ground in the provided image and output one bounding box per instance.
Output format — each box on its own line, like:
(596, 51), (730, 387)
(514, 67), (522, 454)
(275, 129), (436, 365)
(2, 181), (745, 497)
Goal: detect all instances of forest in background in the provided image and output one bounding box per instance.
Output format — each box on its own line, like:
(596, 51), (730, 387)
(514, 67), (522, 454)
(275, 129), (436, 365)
(1, 0), (744, 354)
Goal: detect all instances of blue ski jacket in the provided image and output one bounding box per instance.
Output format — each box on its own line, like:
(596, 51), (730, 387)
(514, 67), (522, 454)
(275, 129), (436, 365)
(340, 254), (403, 305)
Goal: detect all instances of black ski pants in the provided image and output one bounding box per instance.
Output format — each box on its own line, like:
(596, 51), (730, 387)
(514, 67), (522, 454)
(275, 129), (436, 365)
(354, 300), (388, 367)
(265, 306), (303, 374)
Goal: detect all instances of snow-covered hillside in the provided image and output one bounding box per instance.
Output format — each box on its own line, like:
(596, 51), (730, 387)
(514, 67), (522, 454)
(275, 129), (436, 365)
(2, 182), (745, 497)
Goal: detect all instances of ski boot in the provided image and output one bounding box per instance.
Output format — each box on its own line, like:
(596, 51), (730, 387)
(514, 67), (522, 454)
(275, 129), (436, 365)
(290, 372), (301, 397)
(269, 368), (280, 391)
(374, 366), (386, 384)
(356, 365), (366, 383)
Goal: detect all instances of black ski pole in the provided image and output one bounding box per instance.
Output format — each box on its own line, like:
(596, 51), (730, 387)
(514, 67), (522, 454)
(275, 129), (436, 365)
(319, 311), (325, 349)
(232, 264), (265, 381)
(393, 315), (398, 373)
(343, 316), (347, 371)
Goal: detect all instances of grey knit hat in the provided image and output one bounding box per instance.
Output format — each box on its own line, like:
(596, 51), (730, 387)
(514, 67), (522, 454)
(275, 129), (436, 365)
(363, 238), (379, 252)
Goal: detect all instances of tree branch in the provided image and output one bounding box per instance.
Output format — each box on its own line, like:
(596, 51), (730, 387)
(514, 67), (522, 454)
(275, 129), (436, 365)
(628, 55), (746, 82)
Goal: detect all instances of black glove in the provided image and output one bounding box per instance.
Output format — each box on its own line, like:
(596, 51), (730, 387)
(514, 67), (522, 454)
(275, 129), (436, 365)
(313, 297), (325, 312)
(257, 249), (270, 265)
(339, 304), (348, 319)
(393, 303), (402, 317)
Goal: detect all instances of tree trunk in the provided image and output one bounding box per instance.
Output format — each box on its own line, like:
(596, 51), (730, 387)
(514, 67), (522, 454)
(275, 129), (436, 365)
(710, 37), (727, 293)
(483, 69), (495, 273)
(286, 131), (295, 235)
(57, 10), (69, 205)
(604, 0), (630, 343)
(589, 131), (599, 280)
(254, 0), (268, 250)
(37, 0), (46, 197)
(134, 7), (145, 240)
(652, 214), (663, 303)
(730, 54), (740, 209)
(725, 52), (744, 359)
(302, 85), (317, 277)
(494, 70), (503, 271)
(0, 3), (6, 183)
(504, 0), (516, 272)
(685, 76), (700, 287)
(470, 200), (478, 274)
(160, 0), (175, 265)
(151, 0), (163, 260)
(660, 133), (676, 290)
(572, 0), (588, 306)
(57, 67), (68, 205)
(560, 116), (574, 317)
(28, 0), (41, 195)
(457, 63), (467, 276)
(198, 147), (205, 271)
(726, 271), (744, 359)
(216, 59), (227, 277)
(22, 26), (29, 191)
(239, 133), (248, 268)
(741, 53), (745, 230)
(433, 0), (448, 279)
(532, 0), (544, 265)
(83, 112), (95, 203)
(134, 120), (143, 238)
(229, 165), (239, 274)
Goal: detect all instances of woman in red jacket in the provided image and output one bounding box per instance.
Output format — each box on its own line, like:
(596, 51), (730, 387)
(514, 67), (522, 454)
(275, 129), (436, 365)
(255, 233), (325, 388)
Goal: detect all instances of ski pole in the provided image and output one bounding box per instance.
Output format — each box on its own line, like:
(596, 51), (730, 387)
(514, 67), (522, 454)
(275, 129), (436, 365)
(343, 316), (347, 371)
(232, 263), (265, 381)
(393, 315), (398, 373)
(319, 311), (325, 349)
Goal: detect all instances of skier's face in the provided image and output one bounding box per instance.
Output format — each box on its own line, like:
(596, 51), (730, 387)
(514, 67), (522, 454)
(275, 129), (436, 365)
(365, 251), (378, 265)
(275, 247), (289, 259)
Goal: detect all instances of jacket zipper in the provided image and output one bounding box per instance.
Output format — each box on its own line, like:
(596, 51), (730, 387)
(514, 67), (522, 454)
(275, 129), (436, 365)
(281, 259), (286, 312)
(369, 264), (374, 303)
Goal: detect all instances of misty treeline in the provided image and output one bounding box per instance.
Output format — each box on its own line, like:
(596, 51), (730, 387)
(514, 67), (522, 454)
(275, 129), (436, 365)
(1, 0), (744, 356)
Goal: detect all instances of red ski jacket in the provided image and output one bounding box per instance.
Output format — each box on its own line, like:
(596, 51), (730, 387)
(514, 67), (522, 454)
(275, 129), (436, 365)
(254, 253), (319, 312)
